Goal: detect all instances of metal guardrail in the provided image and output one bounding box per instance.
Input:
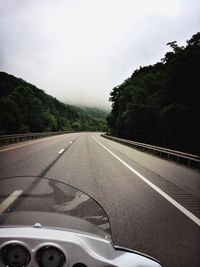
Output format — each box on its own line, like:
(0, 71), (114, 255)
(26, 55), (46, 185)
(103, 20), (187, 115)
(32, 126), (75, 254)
(0, 131), (72, 146)
(102, 134), (200, 168)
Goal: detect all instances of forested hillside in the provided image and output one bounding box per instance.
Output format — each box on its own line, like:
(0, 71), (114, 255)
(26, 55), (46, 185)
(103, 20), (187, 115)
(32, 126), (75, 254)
(78, 106), (108, 120)
(107, 32), (200, 155)
(0, 72), (108, 134)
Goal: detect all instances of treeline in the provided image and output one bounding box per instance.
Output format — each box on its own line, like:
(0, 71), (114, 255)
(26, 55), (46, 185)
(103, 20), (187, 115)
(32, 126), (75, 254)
(107, 33), (200, 155)
(78, 106), (108, 120)
(0, 72), (108, 134)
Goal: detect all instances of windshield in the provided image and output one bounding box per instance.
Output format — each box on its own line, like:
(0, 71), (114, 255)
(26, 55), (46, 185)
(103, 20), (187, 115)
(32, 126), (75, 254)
(0, 176), (111, 240)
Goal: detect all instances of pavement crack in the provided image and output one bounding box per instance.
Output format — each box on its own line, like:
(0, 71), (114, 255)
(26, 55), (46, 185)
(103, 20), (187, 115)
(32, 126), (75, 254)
(2, 136), (80, 215)
(39, 136), (79, 178)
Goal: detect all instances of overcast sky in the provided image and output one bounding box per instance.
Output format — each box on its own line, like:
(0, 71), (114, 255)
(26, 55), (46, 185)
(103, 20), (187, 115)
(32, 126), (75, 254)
(0, 0), (199, 109)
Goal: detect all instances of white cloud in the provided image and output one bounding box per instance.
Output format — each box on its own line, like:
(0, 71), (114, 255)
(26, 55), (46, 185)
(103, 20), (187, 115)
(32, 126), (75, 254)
(0, 0), (199, 108)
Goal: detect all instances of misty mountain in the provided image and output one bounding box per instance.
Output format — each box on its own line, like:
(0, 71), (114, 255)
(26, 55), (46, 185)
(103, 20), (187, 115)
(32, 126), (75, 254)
(0, 72), (108, 134)
(76, 106), (109, 119)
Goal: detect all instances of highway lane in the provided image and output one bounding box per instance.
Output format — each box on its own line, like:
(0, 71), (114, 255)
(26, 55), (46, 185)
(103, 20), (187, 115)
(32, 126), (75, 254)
(0, 132), (80, 178)
(0, 132), (200, 267)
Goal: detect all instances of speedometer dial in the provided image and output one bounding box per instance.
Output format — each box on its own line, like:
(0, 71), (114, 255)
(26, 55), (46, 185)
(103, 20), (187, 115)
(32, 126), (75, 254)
(36, 246), (66, 267)
(1, 244), (30, 267)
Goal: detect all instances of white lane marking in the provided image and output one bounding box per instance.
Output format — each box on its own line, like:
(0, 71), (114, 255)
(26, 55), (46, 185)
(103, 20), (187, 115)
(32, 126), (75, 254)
(0, 134), (69, 153)
(0, 190), (23, 214)
(58, 148), (65, 154)
(0, 140), (46, 152)
(92, 135), (200, 227)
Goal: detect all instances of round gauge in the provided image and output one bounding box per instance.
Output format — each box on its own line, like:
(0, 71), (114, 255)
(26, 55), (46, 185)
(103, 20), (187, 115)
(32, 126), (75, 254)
(36, 246), (66, 267)
(1, 243), (30, 267)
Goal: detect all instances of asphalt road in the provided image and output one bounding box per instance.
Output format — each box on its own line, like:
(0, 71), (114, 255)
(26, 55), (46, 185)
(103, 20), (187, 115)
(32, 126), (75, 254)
(0, 132), (200, 267)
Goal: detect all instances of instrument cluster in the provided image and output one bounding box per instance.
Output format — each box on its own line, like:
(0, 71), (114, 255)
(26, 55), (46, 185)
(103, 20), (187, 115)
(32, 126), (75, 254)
(0, 227), (161, 267)
(0, 242), (68, 267)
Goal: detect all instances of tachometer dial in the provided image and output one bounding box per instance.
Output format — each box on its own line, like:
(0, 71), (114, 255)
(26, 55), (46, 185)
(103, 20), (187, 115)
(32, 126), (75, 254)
(36, 246), (65, 267)
(1, 244), (30, 267)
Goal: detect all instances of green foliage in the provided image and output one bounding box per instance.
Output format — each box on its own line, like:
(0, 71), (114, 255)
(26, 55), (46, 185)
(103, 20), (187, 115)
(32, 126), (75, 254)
(108, 32), (200, 155)
(79, 107), (109, 119)
(0, 73), (108, 134)
(71, 121), (82, 131)
(0, 97), (21, 134)
(70, 106), (109, 131)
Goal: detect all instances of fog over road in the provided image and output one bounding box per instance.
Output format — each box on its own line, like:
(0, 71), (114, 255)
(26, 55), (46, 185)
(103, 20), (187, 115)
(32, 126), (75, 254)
(0, 133), (200, 267)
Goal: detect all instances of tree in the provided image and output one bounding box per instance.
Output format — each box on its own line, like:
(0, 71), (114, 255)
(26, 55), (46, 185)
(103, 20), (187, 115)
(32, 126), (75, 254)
(108, 32), (200, 154)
